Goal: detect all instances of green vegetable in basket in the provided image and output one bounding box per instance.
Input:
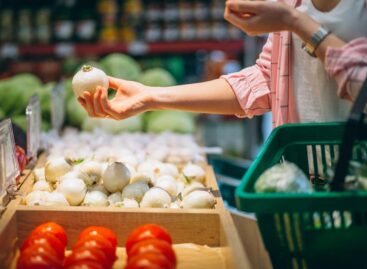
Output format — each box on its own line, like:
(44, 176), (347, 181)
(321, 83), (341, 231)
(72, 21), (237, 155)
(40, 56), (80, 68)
(255, 161), (312, 193)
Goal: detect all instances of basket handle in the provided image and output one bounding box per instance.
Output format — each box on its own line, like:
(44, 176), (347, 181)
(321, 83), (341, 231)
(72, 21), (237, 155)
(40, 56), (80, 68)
(331, 77), (367, 191)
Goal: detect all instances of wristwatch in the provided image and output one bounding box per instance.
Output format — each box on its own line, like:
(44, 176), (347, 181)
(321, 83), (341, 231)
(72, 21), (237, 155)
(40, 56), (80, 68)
(302, 25), (332, 57)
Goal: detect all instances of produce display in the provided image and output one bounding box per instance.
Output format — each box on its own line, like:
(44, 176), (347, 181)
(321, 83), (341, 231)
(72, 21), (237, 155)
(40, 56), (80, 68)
(0, 53), (196, 135)
(23, 129), (216, 209)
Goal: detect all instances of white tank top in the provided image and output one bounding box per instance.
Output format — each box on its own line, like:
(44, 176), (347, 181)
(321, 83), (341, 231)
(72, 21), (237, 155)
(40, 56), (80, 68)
(292, 0), (367, 123)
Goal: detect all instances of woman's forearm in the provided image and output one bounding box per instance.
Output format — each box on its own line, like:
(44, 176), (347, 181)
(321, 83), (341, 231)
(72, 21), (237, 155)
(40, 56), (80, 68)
(289, 9), (345, 62)
(149, 79), (245, 115)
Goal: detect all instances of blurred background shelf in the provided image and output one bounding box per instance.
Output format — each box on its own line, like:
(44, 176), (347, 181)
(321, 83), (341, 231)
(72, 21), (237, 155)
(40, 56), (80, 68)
(0, 40), (245, 58)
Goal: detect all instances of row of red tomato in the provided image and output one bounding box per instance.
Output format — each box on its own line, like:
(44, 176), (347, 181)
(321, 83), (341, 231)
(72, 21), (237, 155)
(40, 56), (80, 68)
(17, 222), (177, 269)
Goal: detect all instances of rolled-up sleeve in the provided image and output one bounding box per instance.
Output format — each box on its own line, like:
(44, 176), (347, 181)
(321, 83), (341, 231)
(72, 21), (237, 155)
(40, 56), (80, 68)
(221, 35), (272, 118)
(325, 37), (367, 101)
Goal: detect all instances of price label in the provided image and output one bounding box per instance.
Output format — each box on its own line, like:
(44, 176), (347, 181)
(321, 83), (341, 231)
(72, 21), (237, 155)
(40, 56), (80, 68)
(0, 119), (20, 205)
(51, 81), (66, 133)
(26, 95), (41, 163)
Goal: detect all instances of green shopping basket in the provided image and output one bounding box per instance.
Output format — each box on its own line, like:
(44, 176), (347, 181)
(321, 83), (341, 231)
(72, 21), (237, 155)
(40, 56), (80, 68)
(235, 79), (367, 269)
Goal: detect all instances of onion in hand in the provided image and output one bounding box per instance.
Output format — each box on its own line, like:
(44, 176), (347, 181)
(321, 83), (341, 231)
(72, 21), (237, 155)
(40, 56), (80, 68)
(72, 65), (108, 98)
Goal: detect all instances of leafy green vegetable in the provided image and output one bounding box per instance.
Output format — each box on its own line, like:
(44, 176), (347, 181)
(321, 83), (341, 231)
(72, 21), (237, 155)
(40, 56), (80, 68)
(145, 111), (196, 134)
(66, 97), (88, 127)
(138, 68), (176, 87)
(99, 53), (141, 80)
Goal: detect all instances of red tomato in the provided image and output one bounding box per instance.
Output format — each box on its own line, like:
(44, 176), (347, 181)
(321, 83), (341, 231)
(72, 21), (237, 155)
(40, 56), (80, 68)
(128, 239), (176, 266)
(125, 224), (173, 255)
(125, 252), (175, 269)
(77, 226), (118, 249)
(64, 260), (106, 269)
(17, 244), (63, 269)
(30, 222), (67, 247)
(73, 233), (117, 262)
(21, 232), (65, 259)
(64, 246), (111, 269)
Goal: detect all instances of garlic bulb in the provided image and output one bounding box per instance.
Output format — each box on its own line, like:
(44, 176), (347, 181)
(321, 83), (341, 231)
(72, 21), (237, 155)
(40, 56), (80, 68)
(182, 190), (216, 209)
(32, 180), (52, 192)
(72, 65), (108, 97)
(154, 176), (178, 197)
(140, 187), (171, 208)
(58, 178), (87, 206)
(164, 163), (179, 178)
(182, 164), (206, 183)
(102, 162), (130, 193)
(121, 182), (149, 202)
(45, 158), (72, 184)
(25, 191), (49, 206)
(44, 191), (69, 206)
(108, 192), (122, 205)
(83, 191), (109, 207)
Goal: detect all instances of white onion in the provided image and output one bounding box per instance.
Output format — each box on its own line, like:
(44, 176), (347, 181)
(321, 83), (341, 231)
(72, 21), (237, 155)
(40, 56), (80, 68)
(140, 187), (171, 208)
(75, 160), (106, 185)
(44, 192), (69, 206)
(154, 176), (178, 197)
(58, 178), (87, 206)
(25, 191), (49, 206)
(182, 163), (206, 183)
(45, 158), (72, 184)
(88, 184), (109, 195)
(72, 65), (108, 97)
(130, 172), (153, 185)
(32, 180), (52, 192)
(182, 181), (205, 197)
(102, 162), (130, 193)
(164, 163), (179, 178)
(60, 170), (94, 186)
(33, 168), (46, 181)
(108, 192), (122, 205)
(182, 190), (216, 209)
(121, 182), (149, 202)
(83, 191), (109, 207)
(114, 198), (139, 208)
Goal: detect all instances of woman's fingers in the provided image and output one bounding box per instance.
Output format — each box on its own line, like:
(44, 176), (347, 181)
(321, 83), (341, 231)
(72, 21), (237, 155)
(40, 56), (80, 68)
(226, 0), (260, 13)
(83, 91), (97, 117)
(99, 86), (123, 120)
(93, 87), (106, 117)
(108, 76), (122, 90)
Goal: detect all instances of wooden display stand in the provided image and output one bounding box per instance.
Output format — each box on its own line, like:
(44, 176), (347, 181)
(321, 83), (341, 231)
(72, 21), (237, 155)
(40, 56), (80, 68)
(0, 162), (253, 269)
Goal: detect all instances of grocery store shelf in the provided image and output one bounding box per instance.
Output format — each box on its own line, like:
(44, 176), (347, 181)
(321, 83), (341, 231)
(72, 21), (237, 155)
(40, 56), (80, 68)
(0, 40), (244, 58)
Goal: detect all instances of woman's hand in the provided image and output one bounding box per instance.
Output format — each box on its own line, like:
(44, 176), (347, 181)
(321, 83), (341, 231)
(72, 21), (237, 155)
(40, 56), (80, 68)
(78, 76), (152, 120)
(224, 0), (298, 36)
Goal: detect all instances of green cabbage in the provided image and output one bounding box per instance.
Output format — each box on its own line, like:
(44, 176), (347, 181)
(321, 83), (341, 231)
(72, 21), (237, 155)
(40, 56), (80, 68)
(66, 97), (88, 127)
(138, 68), (176, 87)
(145, 111), (196, 133)
(0, 73), (42, 116)
(81, 116), (143, 133)
(99, 53), (141, 80)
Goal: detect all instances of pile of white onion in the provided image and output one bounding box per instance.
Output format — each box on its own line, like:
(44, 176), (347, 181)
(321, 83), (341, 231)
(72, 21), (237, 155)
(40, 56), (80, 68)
(24, 157), (216, 209)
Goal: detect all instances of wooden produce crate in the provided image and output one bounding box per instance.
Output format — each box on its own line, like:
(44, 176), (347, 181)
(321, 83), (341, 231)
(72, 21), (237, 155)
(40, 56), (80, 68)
(0, 205), (250, 269)
(8, 158), (226, 212)
(0, 157), (252, 269)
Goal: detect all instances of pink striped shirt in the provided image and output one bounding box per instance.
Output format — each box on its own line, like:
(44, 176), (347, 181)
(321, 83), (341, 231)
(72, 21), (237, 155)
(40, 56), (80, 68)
(221, 0), (367, 127)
